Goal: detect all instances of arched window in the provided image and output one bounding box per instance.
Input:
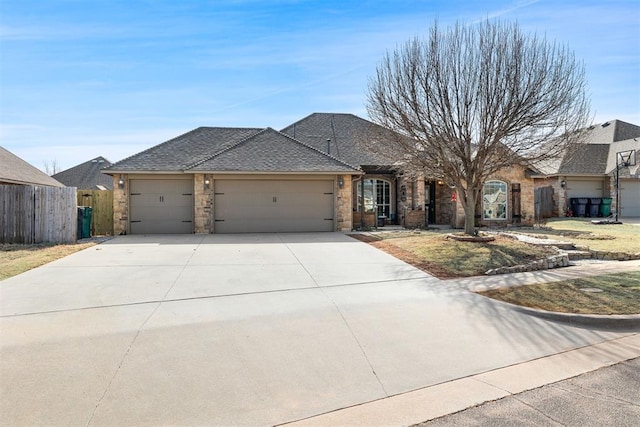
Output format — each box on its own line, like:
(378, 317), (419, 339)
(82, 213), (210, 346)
(483, 180), (507, 220)
(354, 178), (393, 218)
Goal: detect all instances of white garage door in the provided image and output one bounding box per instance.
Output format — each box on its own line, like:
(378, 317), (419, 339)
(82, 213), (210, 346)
(566, 179), (604, 199)
(130, 179), (194, 234)
(214, 180), (334, 233)
(620, 180), (640, 217)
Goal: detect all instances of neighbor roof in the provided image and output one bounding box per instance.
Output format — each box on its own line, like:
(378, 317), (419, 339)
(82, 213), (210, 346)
(189, 128), (360, 173)
(104, 127), (264, 172)
(53, 156), (113, 189)
(280, 113), (401, 167)
(557, 144), (610, 175)
(0, 146), (65, 187)
(582, 120), (640, 144)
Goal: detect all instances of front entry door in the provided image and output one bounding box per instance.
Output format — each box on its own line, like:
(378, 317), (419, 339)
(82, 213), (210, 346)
(425, 181), (436, 225)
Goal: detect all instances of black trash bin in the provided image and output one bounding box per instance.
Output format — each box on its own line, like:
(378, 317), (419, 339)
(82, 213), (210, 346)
(588, 198), (601, 217)
(571, 198), (588, 217)
(377, 216), (386, 227)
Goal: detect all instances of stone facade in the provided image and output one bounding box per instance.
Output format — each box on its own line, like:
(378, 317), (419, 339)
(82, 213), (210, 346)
(194, 173), (214, 234)
(335, 175), (353, 232)
(452, 165), (536, 228)
(112, 174), (129, 235)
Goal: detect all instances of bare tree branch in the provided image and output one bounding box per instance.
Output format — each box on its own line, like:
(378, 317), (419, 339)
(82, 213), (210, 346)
(366, 19), (591, 234)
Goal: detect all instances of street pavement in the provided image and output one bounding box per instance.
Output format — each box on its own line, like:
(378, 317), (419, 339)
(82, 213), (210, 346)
(420, 357), (640, 427)
(1, 233), (638, 426)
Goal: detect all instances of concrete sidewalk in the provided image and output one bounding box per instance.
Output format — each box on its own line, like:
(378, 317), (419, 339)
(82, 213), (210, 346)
(285, 334), (640, 426)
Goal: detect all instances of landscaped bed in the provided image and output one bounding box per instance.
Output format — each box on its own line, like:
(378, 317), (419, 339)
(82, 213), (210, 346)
(478, 271), (640, 315)
(351, 231), (557, 278)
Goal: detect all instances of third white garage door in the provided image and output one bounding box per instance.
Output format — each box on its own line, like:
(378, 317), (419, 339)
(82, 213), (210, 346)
(621, 179), (640, 217)
(214, 180), (334, 233)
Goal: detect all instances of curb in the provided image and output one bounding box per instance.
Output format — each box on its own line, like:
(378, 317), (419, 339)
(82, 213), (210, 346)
(487, 297), (640, 328)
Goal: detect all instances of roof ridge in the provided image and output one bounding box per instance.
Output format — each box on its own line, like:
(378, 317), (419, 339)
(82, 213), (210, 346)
(269, 127), (361, 170)
(184, 128), (267, 169)
(185, 127), (361, 171)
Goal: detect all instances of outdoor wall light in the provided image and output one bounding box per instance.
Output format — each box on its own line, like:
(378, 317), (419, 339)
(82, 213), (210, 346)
(204, 178), (211, 190)
(437, 180), (444, 186)
(337, 175), (344, 189)
(118, 178), (125, 189)
(560, 179), (566, 188)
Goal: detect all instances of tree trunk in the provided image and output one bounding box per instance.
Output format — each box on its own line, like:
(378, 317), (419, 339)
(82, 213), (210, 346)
(463, 191), (477, 235)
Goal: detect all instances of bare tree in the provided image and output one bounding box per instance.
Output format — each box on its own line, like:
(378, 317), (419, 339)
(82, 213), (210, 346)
(43, 159), (60, 175)
(367, 20), (591, 234)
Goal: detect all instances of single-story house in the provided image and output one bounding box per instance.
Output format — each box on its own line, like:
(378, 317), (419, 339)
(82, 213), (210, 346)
(0, 146), (65, 187)
(53, 156), (113, 190)
(104, 113), (538, 234)
(533, 120), (640, 218)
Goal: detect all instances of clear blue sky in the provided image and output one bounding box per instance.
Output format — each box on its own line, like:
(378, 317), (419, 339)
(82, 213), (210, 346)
(1, 0), (639, 172)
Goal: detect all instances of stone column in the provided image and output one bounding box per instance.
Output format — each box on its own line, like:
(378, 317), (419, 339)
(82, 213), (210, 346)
(113, 174), (128, 235)
(336, 175), (353, 231)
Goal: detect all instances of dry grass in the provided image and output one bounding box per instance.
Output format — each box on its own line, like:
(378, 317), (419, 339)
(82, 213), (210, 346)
(529, 219), (640, 252)
(0, 243), (95, 281)
(479, 272), (640, 315)
(359, 232), (557, 278)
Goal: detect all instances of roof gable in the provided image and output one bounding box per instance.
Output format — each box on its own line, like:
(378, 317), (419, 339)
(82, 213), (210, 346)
(53, 156), (113, 189)
(0, 146), (65, 187)
(189, 128), (359, 173)
(104, 127), (264, 172)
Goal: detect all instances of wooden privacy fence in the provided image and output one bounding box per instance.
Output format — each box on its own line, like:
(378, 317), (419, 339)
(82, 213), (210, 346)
(0, 185), (77, 244)
(534, 186), (554, 219)
(77, 190), (113, 236)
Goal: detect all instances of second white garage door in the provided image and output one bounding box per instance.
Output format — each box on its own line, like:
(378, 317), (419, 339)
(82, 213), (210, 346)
(214, 180), (334, 233)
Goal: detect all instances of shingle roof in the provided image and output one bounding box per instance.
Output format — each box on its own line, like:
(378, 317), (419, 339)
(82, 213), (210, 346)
(53, 156), (113, 189)
(558, 144), (610, 174)
(280, 113), (400, 167)
(189, 128), (359, 173)
(534, 120), (640, 176)
(582, 120), (640, 144)
(0, 146), (65, 187)
(104, 127), (264, 172)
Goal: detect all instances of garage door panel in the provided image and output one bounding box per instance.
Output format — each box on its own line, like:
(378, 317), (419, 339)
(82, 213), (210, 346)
(130, 179), (194, 234)
(214, 180), (334, 233)
(621, 180), (640, 217)
(566, 179), (604, 199)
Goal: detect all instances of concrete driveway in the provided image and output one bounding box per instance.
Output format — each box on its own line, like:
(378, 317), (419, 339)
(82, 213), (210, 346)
(0, 233), (636, 425)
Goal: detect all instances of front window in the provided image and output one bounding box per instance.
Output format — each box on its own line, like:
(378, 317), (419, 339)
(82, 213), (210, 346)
(483, 180), (507, 220)
(354, 178), (392, 217)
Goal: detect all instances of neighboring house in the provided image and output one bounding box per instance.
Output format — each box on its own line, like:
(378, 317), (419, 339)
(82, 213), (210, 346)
(53, 156), (113, 190)
(533, 120), (640, 218)
(103, 113), (538, 234)
(0, 146), (65, 187)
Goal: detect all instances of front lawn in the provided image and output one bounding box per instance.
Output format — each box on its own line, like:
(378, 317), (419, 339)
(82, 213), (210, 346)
(478, 272), (640, 315)
(357, 232), (557, 278)
(529, 219), (640, 252)
(0, 243), (95, 281)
